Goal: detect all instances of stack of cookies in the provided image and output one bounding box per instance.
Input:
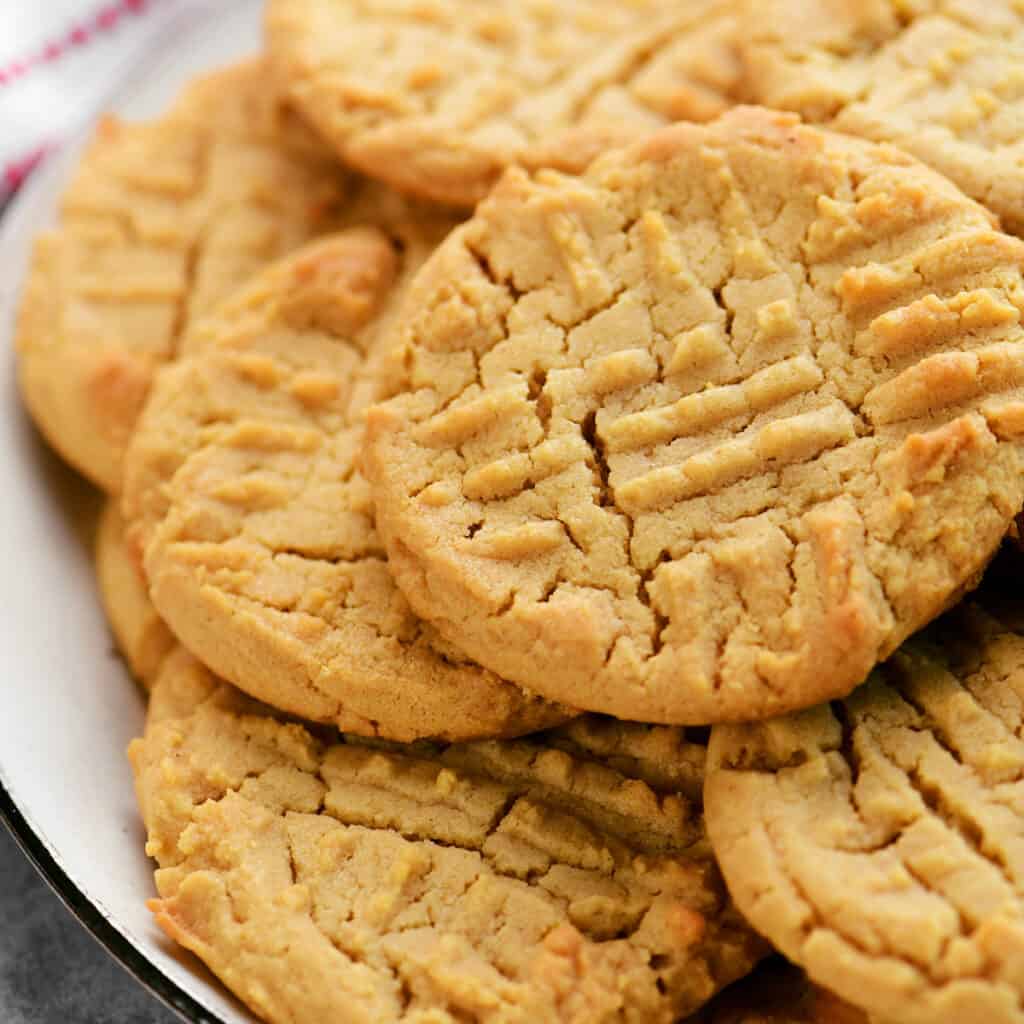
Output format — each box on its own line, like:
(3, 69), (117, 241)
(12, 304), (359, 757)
(15, 1), (1024, 1021)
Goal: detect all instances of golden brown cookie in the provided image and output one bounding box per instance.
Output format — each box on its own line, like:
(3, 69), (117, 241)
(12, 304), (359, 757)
(129, 645), (765, 1024)
(364, 105), (1024, 726)
(121, 231), (571, 742)
(95, 500), (174, 689)
(16, 59), (350, 494)
(741, 0), (1024, 234)
(706, 593), (1024, 1023)
(266, 0), (741, 206)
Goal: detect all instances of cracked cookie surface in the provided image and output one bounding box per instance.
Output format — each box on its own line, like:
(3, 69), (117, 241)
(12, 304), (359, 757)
(364, 105), (1024, 725)
(705, 593), (1024, 1024)
(16, 59), (351, 494)
(95, 500), (174, 690)
(265, 0), (741, 206)
(130, 647), (763, 1024)
(741, 0), (1024, 235)
(121, 232), (572, 742)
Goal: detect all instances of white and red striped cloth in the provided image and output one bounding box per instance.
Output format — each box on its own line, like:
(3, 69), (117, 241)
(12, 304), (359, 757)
(0, 0), (209, 205)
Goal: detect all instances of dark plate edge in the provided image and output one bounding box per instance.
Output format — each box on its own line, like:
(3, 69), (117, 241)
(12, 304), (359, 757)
(0, 783), (217, 1024)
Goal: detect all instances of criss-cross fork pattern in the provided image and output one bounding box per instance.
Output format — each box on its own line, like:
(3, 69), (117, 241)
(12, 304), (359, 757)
(368, 109), (1024, 725)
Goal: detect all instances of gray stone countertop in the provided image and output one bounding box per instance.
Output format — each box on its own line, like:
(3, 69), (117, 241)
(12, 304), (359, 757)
(0, 822), (179, 1024)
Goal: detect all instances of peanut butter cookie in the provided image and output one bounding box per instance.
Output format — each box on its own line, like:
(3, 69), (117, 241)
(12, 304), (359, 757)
(16, 59), (350, 494)
(364, 106), (1024, 725)
(122, 231), (571, 742)
(129, 646), (764, 1024)
(741, 0), (1024, 234)
(266, 0), (741, 206)
(706, 594), (1024, 1024)
(95, 500), (174, 689)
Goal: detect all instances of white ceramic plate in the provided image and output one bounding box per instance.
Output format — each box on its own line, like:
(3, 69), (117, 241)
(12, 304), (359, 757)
(0, 3), (269, 1021)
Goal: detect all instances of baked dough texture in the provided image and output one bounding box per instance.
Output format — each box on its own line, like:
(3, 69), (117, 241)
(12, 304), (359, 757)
(16, 59), (350, 493)
(741, 0), (1024, 235)
(266, 0), (742, 206)
(129, 647), (764, 1024)
(122, 231), (572, 742)
(706, 594), (1024, 1024)
(95, 500), (174, 689)
(364, 106), (1024, 725)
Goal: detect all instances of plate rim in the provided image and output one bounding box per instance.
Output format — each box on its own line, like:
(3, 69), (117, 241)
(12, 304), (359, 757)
(0, 3), (257, 1021)
(0, 787), (217, 1024)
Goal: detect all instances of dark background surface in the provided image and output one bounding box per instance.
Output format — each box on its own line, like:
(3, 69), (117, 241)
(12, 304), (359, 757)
(0, 802), (179, 1023)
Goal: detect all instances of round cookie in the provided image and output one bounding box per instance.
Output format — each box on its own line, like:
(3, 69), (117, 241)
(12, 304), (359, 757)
(740, 0), (1024, 235)
(95, 500), (174, 689)
(121, 231), (571, 742)
(705, 594), (1024, 1024)
(363, 105), (1024, 725)
(266, 0), (741, 206)
(129, 645), (765, 1024)
(16, 59), (351, 494)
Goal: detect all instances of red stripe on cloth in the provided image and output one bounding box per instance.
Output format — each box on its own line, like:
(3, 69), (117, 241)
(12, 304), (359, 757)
(0, 0), (164, 88)
(2, 146), (51, 196)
